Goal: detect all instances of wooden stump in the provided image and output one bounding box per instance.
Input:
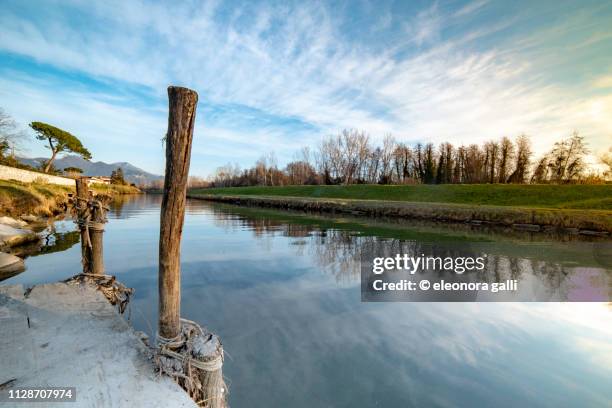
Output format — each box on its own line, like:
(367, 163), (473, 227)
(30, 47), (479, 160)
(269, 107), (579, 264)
(157, 321), (226, 408)
(192, 331), (225, 408)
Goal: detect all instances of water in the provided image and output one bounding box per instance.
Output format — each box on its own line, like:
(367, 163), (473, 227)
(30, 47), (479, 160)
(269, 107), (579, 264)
(5, 195), (612, 407)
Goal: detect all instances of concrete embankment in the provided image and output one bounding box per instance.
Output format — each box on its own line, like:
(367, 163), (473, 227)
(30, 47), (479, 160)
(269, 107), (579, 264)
(0, 282), (197, 407)
(188, 194), (612, 235)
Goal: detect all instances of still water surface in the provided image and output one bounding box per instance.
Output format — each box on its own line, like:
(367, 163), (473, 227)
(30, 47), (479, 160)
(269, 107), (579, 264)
(5, 195), (612, 407)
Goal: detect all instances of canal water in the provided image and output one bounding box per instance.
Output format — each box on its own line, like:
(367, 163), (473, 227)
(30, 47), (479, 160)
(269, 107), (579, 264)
(5, 195), (612, 407)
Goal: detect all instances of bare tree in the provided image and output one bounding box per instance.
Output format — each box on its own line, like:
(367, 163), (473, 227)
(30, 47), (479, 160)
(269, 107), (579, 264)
(378, 134), (396, 184)
(266, 152), (279, 186)
(484, 140), (499, 183)
(463, 144), (485, 183)
(392, 143), (413, 183)
(213, 163), (241, 187)
(507, 134), (532, 183)
(187, 176), (210, 189)
(547, 131), (589, 183)
(315, 138), (332, 184)
(366, 147), (381, 183)
(206, 128), (602, 187)
(255, 155), (268, 186)
(453, 146), (466, 183)
(322, 136), (344, 183)
(497, 137), (514, 183)
(435, 142), (454, 184)
(0, 108), (25, 158)
(530, 156), (548, 184)
(600, 147), (612, 180)
(355, 132), (371, 183)
(286, 160), (317, 185)
(413, 143), (424, 182)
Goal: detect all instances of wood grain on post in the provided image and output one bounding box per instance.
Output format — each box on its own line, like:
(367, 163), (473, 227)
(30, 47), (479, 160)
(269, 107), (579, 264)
(90, 203), (105, 275)
(159, 86), (198, 340)
(75, 178), (92, 274)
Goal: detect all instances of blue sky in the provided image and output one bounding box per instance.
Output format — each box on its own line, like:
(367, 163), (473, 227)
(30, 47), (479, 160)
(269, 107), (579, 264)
(1, 0), (611, 176)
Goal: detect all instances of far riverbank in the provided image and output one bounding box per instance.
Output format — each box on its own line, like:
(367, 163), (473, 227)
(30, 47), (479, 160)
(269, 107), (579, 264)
(188, 185), (612, 234)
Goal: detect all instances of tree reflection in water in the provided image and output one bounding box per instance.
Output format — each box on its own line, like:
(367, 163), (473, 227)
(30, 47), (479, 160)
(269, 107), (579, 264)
(206, 203), (611, 301)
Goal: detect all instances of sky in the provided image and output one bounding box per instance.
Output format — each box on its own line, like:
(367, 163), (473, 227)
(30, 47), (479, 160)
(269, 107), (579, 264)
(0, 0), (611, 177)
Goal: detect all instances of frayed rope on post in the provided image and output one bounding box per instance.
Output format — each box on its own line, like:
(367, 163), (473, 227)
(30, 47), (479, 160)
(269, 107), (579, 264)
(65, 273), (134, 314)
(72, 197), (109, 249)
(155, 318), (227, 407)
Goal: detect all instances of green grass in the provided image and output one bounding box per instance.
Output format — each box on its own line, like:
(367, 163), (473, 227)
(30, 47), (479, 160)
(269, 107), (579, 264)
(0, 180), (71, 217)
(89, 183), (141, 195)
(0, 179), (140, 218)
(191, 184), (612, 210)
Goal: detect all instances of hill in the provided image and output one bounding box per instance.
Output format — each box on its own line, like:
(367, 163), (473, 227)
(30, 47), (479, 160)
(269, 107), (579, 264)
(18, 155), (163, 186)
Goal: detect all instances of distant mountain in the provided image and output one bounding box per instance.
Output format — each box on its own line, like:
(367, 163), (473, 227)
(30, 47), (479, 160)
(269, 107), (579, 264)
(18, 155), (163, 186)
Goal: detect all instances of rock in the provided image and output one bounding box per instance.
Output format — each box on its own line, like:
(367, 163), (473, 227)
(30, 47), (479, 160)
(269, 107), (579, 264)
(20, 214), (40, 223)
(0, 224), (39, 248)
(0, 252), (25, 279)
(0, 216), (28, 228)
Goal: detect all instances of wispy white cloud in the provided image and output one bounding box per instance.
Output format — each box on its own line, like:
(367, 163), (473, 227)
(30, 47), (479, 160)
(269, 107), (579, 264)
(405, 2), (442, 46)
(0, 0), (610, 175)
(453, 0), (489, 18)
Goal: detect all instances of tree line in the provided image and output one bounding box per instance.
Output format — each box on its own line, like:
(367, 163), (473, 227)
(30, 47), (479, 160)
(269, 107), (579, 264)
(212, 129), (610, 187)
(2, 107), (610, 186)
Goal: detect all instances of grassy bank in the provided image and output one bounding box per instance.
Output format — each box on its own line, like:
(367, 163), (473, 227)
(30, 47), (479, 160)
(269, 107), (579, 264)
(0, 180), (141, 218)
(189, 185), (612, 233)
(193, 184), (612, 210)
(0, 180), (71, 217)
(90, 183), (141, 195)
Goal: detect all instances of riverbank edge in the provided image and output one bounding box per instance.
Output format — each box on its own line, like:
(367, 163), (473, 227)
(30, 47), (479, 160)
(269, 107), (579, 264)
(0, 181), (70, 219)
(188, 194), (612, 235)
(0, 180), (142, 255)
(0, 180), (142, 218)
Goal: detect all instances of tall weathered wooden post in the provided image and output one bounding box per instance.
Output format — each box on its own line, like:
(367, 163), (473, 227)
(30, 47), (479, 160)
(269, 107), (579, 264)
(158, 86), (198, 340)
(75, 178), (92, 274)
(157, 86), (226, 408)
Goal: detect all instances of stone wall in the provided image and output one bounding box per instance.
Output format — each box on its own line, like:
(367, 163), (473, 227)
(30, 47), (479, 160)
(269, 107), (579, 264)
(0, 164), (76, 187)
